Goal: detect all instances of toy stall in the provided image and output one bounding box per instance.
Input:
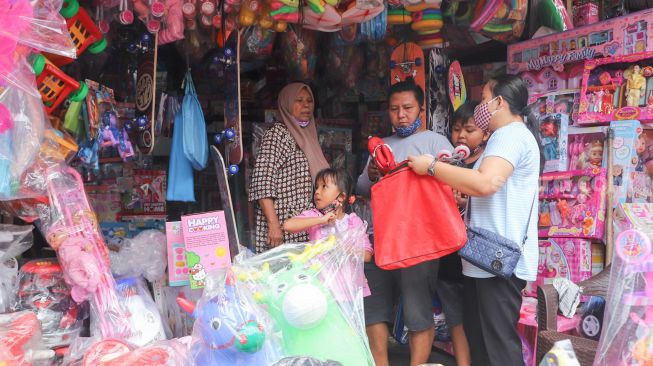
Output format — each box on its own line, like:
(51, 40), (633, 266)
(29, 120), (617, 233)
(1, 0), (653, 364)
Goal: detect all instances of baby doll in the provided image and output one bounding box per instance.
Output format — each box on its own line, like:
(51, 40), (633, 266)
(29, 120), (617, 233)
(576, 140), (604, 169)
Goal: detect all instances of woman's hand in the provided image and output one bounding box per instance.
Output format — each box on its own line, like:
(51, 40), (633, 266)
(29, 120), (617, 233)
(267, 222), (284, 247)
(320, 212), (336, 225)
(407, 154), (435, 176)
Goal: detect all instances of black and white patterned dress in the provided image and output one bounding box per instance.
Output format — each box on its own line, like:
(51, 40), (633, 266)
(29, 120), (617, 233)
(249, 123), (313, 253)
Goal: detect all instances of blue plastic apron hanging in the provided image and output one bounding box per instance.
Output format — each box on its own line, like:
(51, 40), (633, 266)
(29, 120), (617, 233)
(166, 108), (195, 202)
(181, 70), (208, 170)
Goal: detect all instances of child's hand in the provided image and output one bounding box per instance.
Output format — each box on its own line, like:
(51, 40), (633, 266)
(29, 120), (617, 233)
(321, 212), (336, 225)
(364, 251), (372, 263)
(454, 189), (468, 209)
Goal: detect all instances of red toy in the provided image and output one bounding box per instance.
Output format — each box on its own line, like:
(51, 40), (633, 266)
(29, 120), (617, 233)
(82, 339), (188, 366)
(0, 311), (55, 366)
(45, 0), (107, 66)
(32, 54), (88, 115)
(367, 136), (396, 175)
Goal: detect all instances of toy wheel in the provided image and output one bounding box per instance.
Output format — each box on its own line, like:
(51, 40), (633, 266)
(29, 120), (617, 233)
(453, 145), (470, 159)
(140, 130), (152, 148)
(69, 81), (88, 102)
(88, 37), (108, 54)
(224, 128), (236, 140)
(581, 313), (601, 340)
(60, 0), (79, 19)
(390, 60), (397, 69)
(415, 57), (422, 66)
(32, 54), (46, 76)
(615, 229), (651, 264)
(228, 164), (239, 175)
(437, 149), (452, 160)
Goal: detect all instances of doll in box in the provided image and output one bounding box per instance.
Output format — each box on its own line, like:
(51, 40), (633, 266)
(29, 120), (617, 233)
(577, 140), (604, 169)
(625, 65), (646, 107)
(540, 118), (559, 162)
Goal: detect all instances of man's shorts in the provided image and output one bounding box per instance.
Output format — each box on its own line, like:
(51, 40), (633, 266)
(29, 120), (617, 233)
(436, 279), (465, 328)
(363, 259), (439, 331)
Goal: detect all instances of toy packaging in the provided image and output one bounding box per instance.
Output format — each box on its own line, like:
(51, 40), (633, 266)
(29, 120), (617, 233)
(0, 310), (55, 366)
(529, 91), (581, 122)
(507, 8), (653, 74)
(109, 230), (168, 282)
(610, 120), (652, 206)
(523, 239), (592, 297)
(538, 168), (607, 239)
(178, 269), (282, 366)
(567, 126), (608, 171)
(167, 221), (190, 287)
(591, 243), (605, 275)
(540, 113), (569, 173)
(181, 211), (231, 289)
(113, 276), (168, 347)
(577, 52), (653, 124)
(594, 204), (653, 365)
(233, 235), (374, 366)
(122, 169), (167, 215)
(0, 224), (33, 313)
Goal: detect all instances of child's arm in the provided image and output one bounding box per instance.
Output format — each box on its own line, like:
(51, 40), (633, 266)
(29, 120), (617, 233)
(364, 250), (373, 262)
(283, 212), (336, 233)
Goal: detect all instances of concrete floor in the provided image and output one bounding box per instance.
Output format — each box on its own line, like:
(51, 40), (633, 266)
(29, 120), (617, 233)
(387, 340), (456, 366)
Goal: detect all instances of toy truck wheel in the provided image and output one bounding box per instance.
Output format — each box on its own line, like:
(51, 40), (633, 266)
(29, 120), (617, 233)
(88, 38), (108, 54)
(213, 134), (223, 145)
(224, 128), (236, 140)
(453, 145), (470, 159)
(415, 58), (422, 66)
(32, 54), (46, 76)
(437, 149), (452, 160)
(580, 313), (602, 340)
(69, 81), (89, 102)
(60, 0), (80, 19)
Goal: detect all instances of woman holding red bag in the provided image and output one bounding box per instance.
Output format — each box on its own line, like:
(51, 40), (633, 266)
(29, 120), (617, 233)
(408, 75), (542, 366)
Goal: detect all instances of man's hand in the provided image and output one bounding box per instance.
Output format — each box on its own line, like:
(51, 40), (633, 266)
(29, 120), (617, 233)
(407, 154), (435, 176)
(368, 162), (381, 182)
(454, 190), (468, 209)
(320, 212), (337, 225)
(267, 222), (284, 247)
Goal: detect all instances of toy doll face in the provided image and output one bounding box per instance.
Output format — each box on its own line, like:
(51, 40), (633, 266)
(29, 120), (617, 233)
(636, 134), (646, 154)
(589, 146), (603, 164)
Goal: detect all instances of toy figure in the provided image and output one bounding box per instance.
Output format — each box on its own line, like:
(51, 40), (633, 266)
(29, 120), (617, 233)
(539, 204), (552, 227)
(601, 90), (614, 114)
(549, 201), (562, 226)
(635, 133), (647, 172)
(594, 90), (604, 113)
(557, 200), (571, 226)
(577, 140), (604, 169)
(625, 65), (646, 107)
(177, 271), (281, 365)
(540, 118), (559, 161)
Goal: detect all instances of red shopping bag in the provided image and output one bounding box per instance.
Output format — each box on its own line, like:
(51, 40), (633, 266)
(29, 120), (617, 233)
(371, 162), (467, 270)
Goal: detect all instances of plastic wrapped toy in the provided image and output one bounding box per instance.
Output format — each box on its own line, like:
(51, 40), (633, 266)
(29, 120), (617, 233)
(0, 224), (33, 313)
(0, 311), (55, 366)
(17, 258), (88, 348)
(594, 203), (653, 366)
(178, 269), (283, 365)
(271, 357), (344, 366)
(109, 230), (167, 282)
(469, 0), (527, 43)
(109, 277), (167, 347)
(81, 338), (190, 366)
(37, 166), (132, 339)
(234, 236), (374, 366)
(32, 54), (88, 115)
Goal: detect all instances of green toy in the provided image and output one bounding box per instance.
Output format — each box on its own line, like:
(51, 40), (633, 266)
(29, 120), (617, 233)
(237, 237), (373, 366)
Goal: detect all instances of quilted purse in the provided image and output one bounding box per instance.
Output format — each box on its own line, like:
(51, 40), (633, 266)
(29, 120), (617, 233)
(459, 195), (535, 279)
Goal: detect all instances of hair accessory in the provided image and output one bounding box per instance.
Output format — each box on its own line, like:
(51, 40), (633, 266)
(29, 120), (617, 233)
(348, 195), (356, 205)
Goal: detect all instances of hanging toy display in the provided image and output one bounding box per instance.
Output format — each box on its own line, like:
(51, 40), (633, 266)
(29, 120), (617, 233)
(341, 0), (385, 25)
(45, 0), (107, 66)
(358, 7), (386, 42)
(96, 6), (110, 34)
(387, 6), (412, 25)
(405, 1), (445, 49)
(469, 0), (527, 43)
(302, 4), (342, 32)
(32, 54), (89, 115)
(119, 0), (135, 24)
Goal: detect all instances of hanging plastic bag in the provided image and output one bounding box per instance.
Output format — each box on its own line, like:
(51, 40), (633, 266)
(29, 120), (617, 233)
(0, 224), (33, 313)
(181, 70), (208, 170)
(166, 108), (195, 202)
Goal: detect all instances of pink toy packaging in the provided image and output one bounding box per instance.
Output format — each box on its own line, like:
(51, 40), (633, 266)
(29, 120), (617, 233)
(540, 113), (570, 173)
(166, 221), (190, 287)
(594, 204), (653, 366)
(538, 168), (607, 239)
(610, 120), (653, 206)
(523, 238), (592, 297)
(180, 211), (231, 289)
(572, 1), (598, 27)
(577, 52), (653, 124)
(567, 126), (608, 171)
(507, 9), (653, 74)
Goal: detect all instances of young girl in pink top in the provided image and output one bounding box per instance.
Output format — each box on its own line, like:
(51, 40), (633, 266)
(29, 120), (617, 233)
(284, 168), (373, 297)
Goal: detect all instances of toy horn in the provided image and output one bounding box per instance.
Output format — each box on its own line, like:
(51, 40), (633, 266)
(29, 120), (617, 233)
(176, 297), (196, 315)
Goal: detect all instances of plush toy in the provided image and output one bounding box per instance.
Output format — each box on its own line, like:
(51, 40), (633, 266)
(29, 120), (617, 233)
(236, 237), (373, 366)
(177, 271), (281, 365)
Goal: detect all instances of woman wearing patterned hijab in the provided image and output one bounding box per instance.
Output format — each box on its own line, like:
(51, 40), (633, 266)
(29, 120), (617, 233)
(249, 83), (329, 253)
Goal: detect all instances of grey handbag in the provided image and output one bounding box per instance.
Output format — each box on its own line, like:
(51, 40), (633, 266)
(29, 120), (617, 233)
(459, 195), (536, 279)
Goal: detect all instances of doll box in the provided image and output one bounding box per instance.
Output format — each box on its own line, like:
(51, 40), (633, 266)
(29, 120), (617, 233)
(567, 126), (608, 171)
(538, 168), (607, 239)
(524, 239), (592, 297)
(577, 52), (653, 124)
(541, 113), (569, 173)
(614, 203), (653, 235)
(166, 221), (190, 287)
(507, 8), (653, 74)
(610, 120), (647, 207)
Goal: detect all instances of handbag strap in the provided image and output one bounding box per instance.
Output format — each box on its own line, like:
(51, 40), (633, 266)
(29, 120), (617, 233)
(465, 191), (537, 249)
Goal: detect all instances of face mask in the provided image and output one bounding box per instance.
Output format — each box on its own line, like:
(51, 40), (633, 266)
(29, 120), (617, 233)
(395, 117), (422, 137)
(293, 117), (310, 128)
(318, 195), (343, 215)
(473, 97), (498, 133)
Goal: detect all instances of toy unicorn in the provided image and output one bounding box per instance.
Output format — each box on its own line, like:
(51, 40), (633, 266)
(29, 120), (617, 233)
(236, 237), (373, 366)
(177, 270), (281, 365)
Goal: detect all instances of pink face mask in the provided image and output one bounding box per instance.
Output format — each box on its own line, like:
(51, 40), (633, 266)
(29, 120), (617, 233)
(473, 97), (498, 133)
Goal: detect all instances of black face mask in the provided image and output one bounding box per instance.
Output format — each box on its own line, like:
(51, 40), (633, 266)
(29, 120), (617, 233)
(317, 193), (344, 215)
